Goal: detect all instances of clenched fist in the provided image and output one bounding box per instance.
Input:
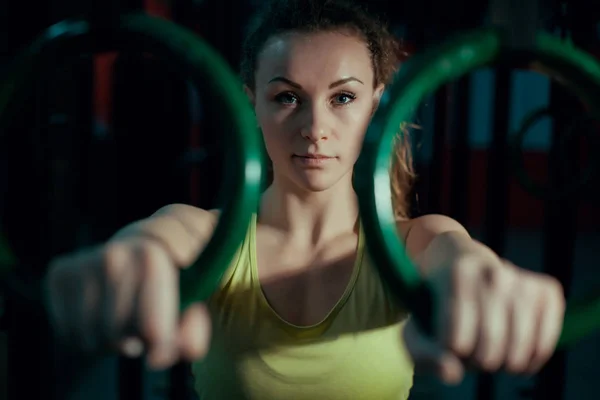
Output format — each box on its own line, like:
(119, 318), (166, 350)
(404, 246), (566, 384)
(44, 205), (218, 369)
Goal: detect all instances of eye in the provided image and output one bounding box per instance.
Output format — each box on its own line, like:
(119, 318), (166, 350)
(332, 91), (356, 105)
(274, 91), (299, 105)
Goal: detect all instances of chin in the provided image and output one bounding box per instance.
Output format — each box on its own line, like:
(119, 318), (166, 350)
(291, 171), (346, 193)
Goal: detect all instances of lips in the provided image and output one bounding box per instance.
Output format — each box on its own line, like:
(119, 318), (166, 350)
(293, 154), (335, 159)
(292, 153), (336, 166)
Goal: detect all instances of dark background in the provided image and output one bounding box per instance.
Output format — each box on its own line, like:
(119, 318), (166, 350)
(0, 0), (599, 399)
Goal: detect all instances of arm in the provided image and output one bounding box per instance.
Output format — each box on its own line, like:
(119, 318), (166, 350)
(397, 214), (565, 383)
(44, 203), (219, 370)
(399, 214), (496, 277)
(110, 204), (220, 268)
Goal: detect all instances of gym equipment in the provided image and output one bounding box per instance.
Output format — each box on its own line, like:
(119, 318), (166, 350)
(1, 8), (600, 399)
(0, 14), (264, 311)
(1, 8), (600, 353)
(510, 107), (600, 201)
(355, 28), (600, 347)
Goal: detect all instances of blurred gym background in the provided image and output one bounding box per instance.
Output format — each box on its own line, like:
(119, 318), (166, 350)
(0, 0), (599, 399)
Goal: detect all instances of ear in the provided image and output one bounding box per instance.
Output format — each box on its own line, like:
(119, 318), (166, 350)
(243, 84), (256, 108)
(371, 83), (385, 116)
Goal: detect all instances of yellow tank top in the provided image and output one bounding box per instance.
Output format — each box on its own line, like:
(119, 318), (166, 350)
(192, 215), (414, 399)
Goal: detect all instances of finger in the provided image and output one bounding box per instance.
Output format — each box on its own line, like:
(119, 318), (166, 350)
(136, 243), (180, 370)
(444, 296), (480, 359)
(45, 256), (75, 341)
(505, 281), (538, 374)
(76, 266), (102, 352)
(473, 295), (508, 371)
(403, 318), (464, 385)
(527, 278), (565, 373)
(101, 243), (141, 348)
(46, 251), (99, 350)
(472, 267), (512, 371)
(444, 259), (479, 357)
(178, 303), (212, 361)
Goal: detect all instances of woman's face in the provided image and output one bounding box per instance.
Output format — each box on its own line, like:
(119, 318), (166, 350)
(247, 30), (384, 193)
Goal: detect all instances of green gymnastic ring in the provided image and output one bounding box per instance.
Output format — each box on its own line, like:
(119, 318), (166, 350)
(355, 27), (600, 347)
(510, 107), (600, 201)
(0, 14), (263, 310)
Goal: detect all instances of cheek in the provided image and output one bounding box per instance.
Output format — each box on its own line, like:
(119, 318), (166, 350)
(261, 128), (287, 157)
(256, 101), (301, 152)
(256, 99), (291, 130)
(257, 114), (292, 161)
(339, 107), (371, 155)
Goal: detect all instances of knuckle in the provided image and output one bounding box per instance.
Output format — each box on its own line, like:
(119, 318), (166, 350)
(476, 332), (504, 370)
(143, 323), (163, 344)
(513, 272), (546, 301)
(450, 338), (474, 358)
(545, 276), (565, 299)
(519, 274), (564, 306)
(103, 242), (130, 267)
(103, 239), (168, 280)
(102, 243), (131, 281)
(136, 240), (162, 264)
(515, 276), (538, 298)
(479, 261), (515, 297)
(557, 291), (566, 313)
(142, 321), (170, 346)
(477, 350), (503, 371)
(494, 267), (515, 295)
(505, 354), (529, 374)
(136, 241), (166, 277)
(545, 281), (566, 317)
(486, 357), (503, 372)
(450, 255), (479, 288)
(453, 255), (479, 274)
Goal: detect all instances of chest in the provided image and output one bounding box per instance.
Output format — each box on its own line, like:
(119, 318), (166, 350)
(255, 230), (359, 326)
(194, 321), (413, 400)
(238, 322), (413, 400)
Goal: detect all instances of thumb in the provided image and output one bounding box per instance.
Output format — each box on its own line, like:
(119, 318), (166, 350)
(403, 318), (465, 385)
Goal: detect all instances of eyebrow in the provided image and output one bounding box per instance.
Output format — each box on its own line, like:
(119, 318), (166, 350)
(267, 76), (364, 89)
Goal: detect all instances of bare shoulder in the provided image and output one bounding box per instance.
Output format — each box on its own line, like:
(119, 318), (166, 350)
(395, 214), (469, 257)
(398, 214), (468, 236)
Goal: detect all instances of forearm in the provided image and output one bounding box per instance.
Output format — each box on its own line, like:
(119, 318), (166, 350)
(416, 231), (497, 276)
(109, 204), (217, 267)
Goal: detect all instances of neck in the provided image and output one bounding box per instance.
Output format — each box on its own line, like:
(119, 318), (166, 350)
(259, 173), (359, 245)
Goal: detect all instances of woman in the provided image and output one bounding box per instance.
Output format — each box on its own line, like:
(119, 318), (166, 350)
(45, 1), (566, 399)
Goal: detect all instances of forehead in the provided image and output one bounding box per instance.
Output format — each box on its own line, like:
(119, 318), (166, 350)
(255, 30), (374, 86)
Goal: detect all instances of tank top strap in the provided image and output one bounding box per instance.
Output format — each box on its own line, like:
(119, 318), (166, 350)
(209, 214), (255, 301)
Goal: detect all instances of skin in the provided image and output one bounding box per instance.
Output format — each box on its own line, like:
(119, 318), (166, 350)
(245, 31), (384, 327)
(45, 29), (566, 386)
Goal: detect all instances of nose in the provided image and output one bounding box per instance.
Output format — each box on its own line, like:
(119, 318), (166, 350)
(300, 105), (330, 143)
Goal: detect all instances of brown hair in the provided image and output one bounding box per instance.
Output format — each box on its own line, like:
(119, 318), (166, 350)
(240, 0), (416, 220)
